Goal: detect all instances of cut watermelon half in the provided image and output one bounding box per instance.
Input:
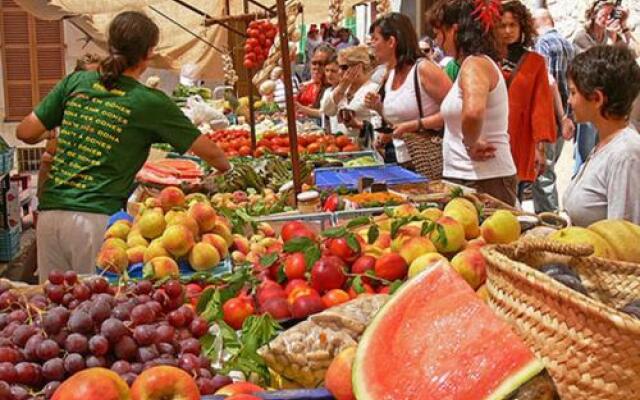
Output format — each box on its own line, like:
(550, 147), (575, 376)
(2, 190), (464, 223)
(353, 263), (543, 400)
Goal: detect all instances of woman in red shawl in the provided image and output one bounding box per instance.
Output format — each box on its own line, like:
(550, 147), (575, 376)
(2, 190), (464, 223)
(499, 1), (556, 201)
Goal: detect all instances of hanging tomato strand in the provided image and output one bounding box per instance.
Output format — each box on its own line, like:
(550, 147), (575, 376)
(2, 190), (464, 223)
(471, 0), (502, 32)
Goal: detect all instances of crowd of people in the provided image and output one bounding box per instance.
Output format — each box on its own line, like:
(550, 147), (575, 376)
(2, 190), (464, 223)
(290, 0), (640, 225)
(12, 1), (640, 279)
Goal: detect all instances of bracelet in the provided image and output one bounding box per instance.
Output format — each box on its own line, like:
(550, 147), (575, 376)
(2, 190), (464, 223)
(417, 118), (426, 133)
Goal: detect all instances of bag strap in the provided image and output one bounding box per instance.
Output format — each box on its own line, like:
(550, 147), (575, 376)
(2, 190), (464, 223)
(413, 59), (425, 120)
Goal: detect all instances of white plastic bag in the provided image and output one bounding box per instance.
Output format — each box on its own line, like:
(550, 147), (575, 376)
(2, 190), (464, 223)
(185, 95), (225, 125)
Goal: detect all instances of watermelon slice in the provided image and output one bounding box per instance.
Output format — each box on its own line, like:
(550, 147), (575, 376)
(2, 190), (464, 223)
(353, 263), (543, 400)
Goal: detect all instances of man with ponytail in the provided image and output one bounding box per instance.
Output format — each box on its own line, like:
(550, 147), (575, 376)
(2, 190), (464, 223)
(16, 11), (230, 281)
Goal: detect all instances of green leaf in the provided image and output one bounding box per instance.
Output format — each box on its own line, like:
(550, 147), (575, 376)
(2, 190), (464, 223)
(450, 186), (464, 199)
(389, 280), (404, 294)
(391, 217), (411, 239)
(367, 225), (379, 245)
(384, 207), (395, 218)
(321, 226), (348, 238)
(346, 216), (371, 229)
(259, 253), (279, 268)
(346, 233), (361, 253)
(364, 269), (377, 278)
(303, 245), (321, 270)
(352, 276), (365, 294)
(196, 287), (215, 314)
(276, 265), (287, 284)
(283, 237), (315, 253)
(435, 223), (448, 248)
(421, 221), (435, 237)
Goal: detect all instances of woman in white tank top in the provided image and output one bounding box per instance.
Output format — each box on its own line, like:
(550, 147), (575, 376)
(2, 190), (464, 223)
(364, 13), (452, 167)
(427, 0), (518, 206)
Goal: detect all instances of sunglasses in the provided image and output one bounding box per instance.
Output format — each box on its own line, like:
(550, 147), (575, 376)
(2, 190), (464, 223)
(339, 64), (350, 71)
(311, 60), (325, 66)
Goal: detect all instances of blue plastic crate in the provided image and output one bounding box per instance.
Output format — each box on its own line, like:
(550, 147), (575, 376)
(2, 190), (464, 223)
(0, 226), (20, 262)
(314, 164), (427, 190)
(204, 388), (334, 400)
(0, 148), (14, 175)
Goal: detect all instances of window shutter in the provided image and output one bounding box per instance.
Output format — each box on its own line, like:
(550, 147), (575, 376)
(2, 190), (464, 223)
(1, 0), (65, 121)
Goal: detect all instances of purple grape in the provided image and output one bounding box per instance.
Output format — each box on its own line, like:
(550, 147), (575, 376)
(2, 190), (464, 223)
(157, 342), (175, 355)
(190, 317), (208, 338)
(167, 310), (186, 328)
(179, 338), (201, 355)
(62, 293), (74, 307)
(197, 377), (216, 395)
(114, 336), (137, 361)
(131, 363), (143, 374)
(42, 358), (65, 381)
(0, 381), (10, 399)
(122, 373), (137, 386)
(178, 353), (200, 373)
(64, 333), (88, 354)
(110, 360), (131, 375)
(63, 353), (85, 375)
(137, 346), (159, 363)
(8, 310), (27, 324)
(100, 318), (127, 343)
(85, 355), (107, 368)
(43, 381), (61, 399)
(0, 361), (17, 383)
(36, 339), (60, 361)
(42, 312), (64, 335)
(198, 368), (212, 379)
(211, 374), (233, 391)
(164, 280), (182, 299)
(11, 385), (29, 400)
(0, 292), (18, 309)
(155, 325), (175, 344)
(64, 271), (78, 285)
(24, 334), (44, 361)
(48, 270), (64, 285)
(67, 311), (93, 334)
(112, 303), (134, 321)
(72, 284), (91, 302)
(0, 346), (21, 363)
(12, 325), (36, 347)
(178, 305), (194, 325)
(45, 284), (65, 303)
(15, 362), (41, 386)
(90, 278), (109, 294)
(89, 300), (111, 324)
(147, 301), (162, 315)
(88, 335), (109, 356)
(133, 325), (155, 346)
(130, 304), (154, 326)
(51, 330), (69, 348)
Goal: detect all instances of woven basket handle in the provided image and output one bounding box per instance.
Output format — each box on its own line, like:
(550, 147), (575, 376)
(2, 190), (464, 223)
(514, 238), (594, 258)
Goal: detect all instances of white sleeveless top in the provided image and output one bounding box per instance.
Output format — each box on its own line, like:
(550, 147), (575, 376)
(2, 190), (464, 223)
(383, 62), (441, 163)
(440, 57), (516, 180)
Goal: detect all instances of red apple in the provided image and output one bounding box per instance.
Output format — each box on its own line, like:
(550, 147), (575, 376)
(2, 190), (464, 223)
(131, 366), (199, 400)
(310, 256), (347, 293)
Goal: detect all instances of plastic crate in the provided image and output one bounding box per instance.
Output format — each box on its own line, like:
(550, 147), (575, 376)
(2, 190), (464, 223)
(0, 226), (21, 262)
(203, 388), (334, 400)
(333, 207), (387, 226)
(314, 164), (427, 190)
(0, 148), (14, 175)
(16, 147), (45, 173)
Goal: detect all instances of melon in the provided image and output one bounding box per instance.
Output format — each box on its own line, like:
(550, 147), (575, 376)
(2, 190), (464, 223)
(588, 220), (640, 263)
(353, 263), (543, 400)
(547, 227), (616, 259)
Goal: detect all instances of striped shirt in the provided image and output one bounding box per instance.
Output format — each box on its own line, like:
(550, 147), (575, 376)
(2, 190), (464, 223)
(535, 28), (574, 109)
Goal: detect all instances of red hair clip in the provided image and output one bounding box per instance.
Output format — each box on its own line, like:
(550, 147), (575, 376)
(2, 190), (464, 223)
(471, 0), (502, 32)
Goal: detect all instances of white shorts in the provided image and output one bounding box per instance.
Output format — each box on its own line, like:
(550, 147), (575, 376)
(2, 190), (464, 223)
(36, 210), (109, 283)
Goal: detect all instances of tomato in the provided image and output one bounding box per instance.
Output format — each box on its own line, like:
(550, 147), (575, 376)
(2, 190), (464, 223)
(336, 135), (352, 148)
(310, 256), (347, 293)
(238, 145), (252, 157)
(222, 296), (255, 329)
(348, 282), (375, 299)
(342, 144), (360, 152)
(275, 147), (289, 157)
(258, 33), (266, 44)
(261, 297), (291, 320)
(297, 136), (308, 146)
(322, 289), (351, 308)
(254, 146), (267, 157)
(351, 255), (377, 283)
(377, 286), (391, 294)
(291, 294), (325, 318)
(326, 145), (340, 153)
(227, 150), (239, 157)
(257, 286), (286, 306)
(248, 20), (259, 29)
(282, 221), (308, 242)
(244, 59), (255, 69)
(248, 28), (260, 38)
(307, 143), (321, 154)
(265, 38), (273, 48)
(263, 131), (277, 139)
(244, 44), (253, 53)
(284, 252), (307, 280)
(323, 193), (341, 212)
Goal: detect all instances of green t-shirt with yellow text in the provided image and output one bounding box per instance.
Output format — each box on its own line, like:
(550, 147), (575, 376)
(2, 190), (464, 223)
(34, 71), (200, 215)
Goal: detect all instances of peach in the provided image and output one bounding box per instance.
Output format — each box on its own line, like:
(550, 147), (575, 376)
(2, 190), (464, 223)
(450, 248), (487, 289)
(392, 204), (419, 218)
(102, 238), (128, 252)
(325, 346), (356, 400)
(420, 207), (443, 221)
(390, 234), (411, 253)
(257, 222), (276, 238)
(408, 253), (449, 279)
(166, 212), (200, 238)
(143, 240), (170, 263)
(232, 234), (251, 255)
(144, 197), (162, 209)
(188, 202), (217, 233)
(444, 198), (480, 240)
(250, 243), (267, 255)
(104, 220), (131, 240)
(357, 229), (393, 249)
(127, 234), (149, 248)
(137, 209), (166, 240)
(96, 246), (128, 274)
(215, 382), (265, 396)
(188, 242), (221, 271)
(465, 237), (487, 250)
(429, 216), (466, 253)
(212, 222), (234, 247)
(185, 192), (209, 207)
(162, 224), (195, 257)
(363, 245), (386, 259)
(481, 210), (521, 244)
(159, 186), (185, 212)
(398, 236), (437, 265)
(131, 366), (199, 400)
(374, 253), (408, 281)
(143, 256), (179, 279)
(52, 368), (130, 400)
(127, 245), (147, 265)
(202, 233), (229, 259)
(477, 284), (490, 303)
(231, 250), (247, 264)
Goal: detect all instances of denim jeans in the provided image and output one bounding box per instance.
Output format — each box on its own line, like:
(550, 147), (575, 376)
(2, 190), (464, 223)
(574, 122), (598, 175)
(532, 137), (564, 213)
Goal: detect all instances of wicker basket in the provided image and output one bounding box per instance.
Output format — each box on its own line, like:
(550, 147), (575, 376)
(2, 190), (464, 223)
(481, 239), (640, 400)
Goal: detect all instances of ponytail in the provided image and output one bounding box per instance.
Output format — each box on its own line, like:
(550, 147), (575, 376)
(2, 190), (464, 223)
(99, 11), (160, 90)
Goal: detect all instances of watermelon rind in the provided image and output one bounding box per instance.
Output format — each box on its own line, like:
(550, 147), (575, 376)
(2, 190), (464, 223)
(352, 263), (544, 400)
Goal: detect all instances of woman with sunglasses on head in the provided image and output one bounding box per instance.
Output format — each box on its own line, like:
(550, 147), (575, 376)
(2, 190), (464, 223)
(427, 0), (518, 205)
(296, 45), (336, 122)
(16, 11), (229, 281)
(364, 13), (452, 176)
(498, 1), (557, 203)
(322, 45), (380, 145)
(563, 45), (640, 226)
(319, 54), (348, 135)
